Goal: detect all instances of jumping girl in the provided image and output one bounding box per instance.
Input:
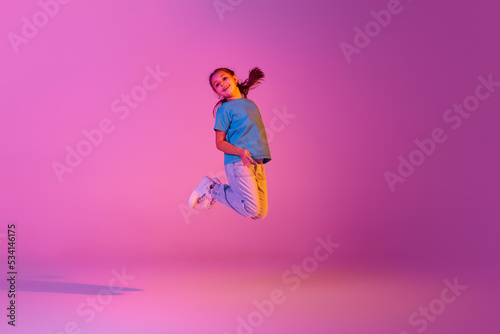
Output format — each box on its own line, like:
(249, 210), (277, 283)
(188, 67), (271, 220)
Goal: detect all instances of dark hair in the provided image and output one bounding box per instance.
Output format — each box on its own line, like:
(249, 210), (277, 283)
(209, 67), (265, 117)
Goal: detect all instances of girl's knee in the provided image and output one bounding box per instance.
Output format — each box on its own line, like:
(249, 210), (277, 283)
(243, 200), (260, 218)
(249, 206), (267, 220)
(251, 213), (267, 220)
(257, 207), (268, 220)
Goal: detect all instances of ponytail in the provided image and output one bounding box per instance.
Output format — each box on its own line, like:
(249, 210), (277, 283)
(209, 67), (265, 117)
(238, 67), (265, 98)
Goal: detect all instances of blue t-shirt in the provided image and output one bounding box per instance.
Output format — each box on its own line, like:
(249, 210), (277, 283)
(214, 98), (271, 165)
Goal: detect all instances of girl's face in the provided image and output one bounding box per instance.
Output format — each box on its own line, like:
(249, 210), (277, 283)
(211, 71), (240, 100)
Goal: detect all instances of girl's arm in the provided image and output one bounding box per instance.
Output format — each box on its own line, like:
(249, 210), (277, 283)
(215, 130), (255, 167)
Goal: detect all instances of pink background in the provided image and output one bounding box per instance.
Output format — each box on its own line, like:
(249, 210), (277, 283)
(1, 0), (499, 333)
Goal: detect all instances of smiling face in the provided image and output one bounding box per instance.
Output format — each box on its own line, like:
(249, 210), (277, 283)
(210, 70), (242, 100)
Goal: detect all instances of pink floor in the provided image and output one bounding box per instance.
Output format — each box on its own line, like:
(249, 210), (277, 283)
(1, 259), (498, 334)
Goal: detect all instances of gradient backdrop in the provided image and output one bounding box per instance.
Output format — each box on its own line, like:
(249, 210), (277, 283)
(1, 0), (499, 333)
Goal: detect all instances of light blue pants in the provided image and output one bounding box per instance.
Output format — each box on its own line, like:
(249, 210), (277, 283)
(212, 160), (268, 220)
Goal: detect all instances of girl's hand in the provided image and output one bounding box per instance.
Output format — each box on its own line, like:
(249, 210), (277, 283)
(214, 131), (255, 167)
(239, 148), (255, 167)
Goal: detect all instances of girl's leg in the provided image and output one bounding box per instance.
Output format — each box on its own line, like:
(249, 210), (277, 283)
(252, 162), (268, 220)
(212, 161), (267, 219)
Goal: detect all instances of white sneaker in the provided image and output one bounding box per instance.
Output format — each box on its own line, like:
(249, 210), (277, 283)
(204, 177), (222, 209)
(188, 176), (216, 209)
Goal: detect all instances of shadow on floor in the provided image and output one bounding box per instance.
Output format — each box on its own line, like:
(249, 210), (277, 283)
(1, 277), (142, 295)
